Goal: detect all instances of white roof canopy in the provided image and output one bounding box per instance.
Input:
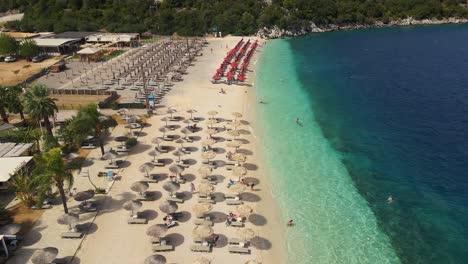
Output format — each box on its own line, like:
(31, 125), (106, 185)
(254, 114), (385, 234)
(0, 156), (33, 182)
(33, 38), (80, 47)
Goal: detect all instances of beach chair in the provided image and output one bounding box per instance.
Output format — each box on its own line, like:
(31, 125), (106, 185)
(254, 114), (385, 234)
(202, 178), (217, 185)
(194, 219), (213, 226)
(81, 144), (96, 149)
(226, 199), (243, 205)
(198, 197), (215, 204)
(190, 244), (211, 252)
(163, 135), (175, 141)
(224, 193), (238, 199)
(127, 217), (148, 224)
(166, 196), (184, 203)
(228, 246), (250, 254)
(145, 175), (158, 183)
(137, 192), (151, 201)
(116, 146), (130, 153)
(151, 159), (165, 166)
(61, 232), (83, 239)
(156, 146), (169, 153)
(230, 221), (244, 227)
(175, 160), (190, 168)
(181, 147), (191, 154)
(228, 238), (245, 245)
(152, 244), (174, 252)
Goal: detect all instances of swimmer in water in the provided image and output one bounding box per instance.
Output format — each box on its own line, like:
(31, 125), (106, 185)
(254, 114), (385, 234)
(388, 195), (393, 203)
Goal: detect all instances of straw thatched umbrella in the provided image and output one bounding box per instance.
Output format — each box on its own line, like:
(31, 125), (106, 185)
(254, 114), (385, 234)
(160, 117), (171, 127)
(193, 256), (211, 264)
(226, 141), (242, 149)
(163, 181), (180, 195)
(186, 109), (197, 119)
(148, 150), (161, 162)
(139, 162), (155, 177)
(57, 213), (79, 230)
(0, 224), (21, 235)
(131, 181), (149, 194)
(159, 127), (171, 137)
(146, 224), (168, 238)
(166, 108), (177, 118)
(233, 166), (248, 178)
(151, 137), (163, 147)
(206, 119), (217, 128)
(144, 254), (167, 264)
(230, 120), (243, 128)
(198, 166), (212, 178)
(232, 112), (243, 120)
(237, 204), (253, 217)
(180, 128), (192, 139)
(229, 183), (247, 194)
(201, 150), (216, 163)
(175, 138), (185, 148)
(172, 149), (185, 162)
(123, 200), (143, 216)
(31, 247), (58, 264)
(73, 190), (95, 202)
(102, 150), (118, 162)
(201, 138), (216, 147)
(236, 227), (256, 241)
(159, 201), (178, 214)
(205, 129), (217, 137)
(198, 183), (214, 195)
(192, 203), (213, 218)
(207, 110), (218, 119)
(227, 129), (240, 138)
(169, 164), (185, 175)
(232, 153), (247, 164)
(193, 225), (214, 239)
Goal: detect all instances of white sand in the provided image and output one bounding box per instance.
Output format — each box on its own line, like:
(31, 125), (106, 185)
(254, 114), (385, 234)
(10, 36), (285, 264)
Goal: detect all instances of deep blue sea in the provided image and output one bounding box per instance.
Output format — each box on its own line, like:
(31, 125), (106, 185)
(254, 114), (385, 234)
(255, 24), (468, 264)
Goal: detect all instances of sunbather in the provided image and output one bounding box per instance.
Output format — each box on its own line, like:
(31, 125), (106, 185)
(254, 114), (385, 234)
(227, 179), (235, 188)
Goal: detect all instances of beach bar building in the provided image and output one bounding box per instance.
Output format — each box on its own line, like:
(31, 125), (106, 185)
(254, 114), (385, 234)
(33, 38), (81, 56)
(86, 33), (139, 47)
(0, 143), (34, 190)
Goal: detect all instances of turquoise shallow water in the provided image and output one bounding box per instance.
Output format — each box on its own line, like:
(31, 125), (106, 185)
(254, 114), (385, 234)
(254, 40), (400, 264)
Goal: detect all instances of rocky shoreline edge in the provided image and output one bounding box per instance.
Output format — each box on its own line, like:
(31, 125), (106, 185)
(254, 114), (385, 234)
(256, 17), (468, 38)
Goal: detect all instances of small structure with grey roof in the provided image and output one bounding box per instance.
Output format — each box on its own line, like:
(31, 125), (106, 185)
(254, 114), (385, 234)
(33, 37), (81, 55)
(0, 143), (34, 157)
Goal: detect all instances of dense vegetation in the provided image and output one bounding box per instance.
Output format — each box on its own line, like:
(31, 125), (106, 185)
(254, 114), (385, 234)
(1, 0), (468, 35)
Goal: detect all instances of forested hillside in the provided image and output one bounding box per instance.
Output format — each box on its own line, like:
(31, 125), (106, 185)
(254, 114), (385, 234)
(1, 0), (468, 35)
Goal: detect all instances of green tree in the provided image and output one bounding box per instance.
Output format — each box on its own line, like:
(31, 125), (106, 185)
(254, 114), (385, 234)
(9, 168), (39, 207)
(69, 104), (117, 155)
(5, 85), (25, 120)
(19, 39), (40, 59)
(22, 84), (58, 136)
(34, 147), (73, 213)
(0, 86), (10, 123)
(0, 33), (18, 55)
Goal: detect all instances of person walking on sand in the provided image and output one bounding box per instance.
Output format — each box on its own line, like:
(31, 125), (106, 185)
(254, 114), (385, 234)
(190, 182), (196, 193)
(210, 48), (213, 54)
(287, 220), (294, 226)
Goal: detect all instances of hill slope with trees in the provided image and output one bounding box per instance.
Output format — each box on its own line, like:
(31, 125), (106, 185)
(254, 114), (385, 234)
(1, 0), (468, 35)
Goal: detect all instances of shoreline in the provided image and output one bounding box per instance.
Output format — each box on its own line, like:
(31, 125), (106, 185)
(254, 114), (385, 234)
(257, 17), (468, 38)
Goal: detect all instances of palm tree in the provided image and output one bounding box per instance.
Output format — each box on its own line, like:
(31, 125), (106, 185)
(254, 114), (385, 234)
(0, 86), (10, 123)
(9, 168), (38, 207)
(73, 104), (117, 155)
(22, 84), (58, 136)
(5, 85), (25, 120)
(34, 147), (73, 213)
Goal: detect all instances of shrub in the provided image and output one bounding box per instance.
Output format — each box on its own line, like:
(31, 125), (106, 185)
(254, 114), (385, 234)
(126, 137), (137, 148)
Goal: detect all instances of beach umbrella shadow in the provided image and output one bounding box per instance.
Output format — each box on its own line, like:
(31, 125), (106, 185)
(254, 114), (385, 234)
(243, 163), (258, 171)
(248, 213), (267, 226)
(211, 192), (226, 202)
(213, 234), (228, 248)
(207, 211), (227, 223)
(177, 211), (191, 222)
(165, 233), (185, 247)
(185, 159), (197, 166)
(251, 236), (272, 250)
(244, 177), (260, 185)
(237, 149), (253, 155)
(183, 174), (196, 182)
(140, 209), (158, 220)
(213, 147), (226, 154)
(240, 192), (261, 202)
(180, 191), (193, 201)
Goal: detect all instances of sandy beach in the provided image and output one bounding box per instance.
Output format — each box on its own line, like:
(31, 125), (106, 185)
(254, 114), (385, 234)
(7, 36), (285, 264)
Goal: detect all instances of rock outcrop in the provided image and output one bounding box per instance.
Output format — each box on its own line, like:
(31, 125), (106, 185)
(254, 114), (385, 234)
(256, 17), (468, 39)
